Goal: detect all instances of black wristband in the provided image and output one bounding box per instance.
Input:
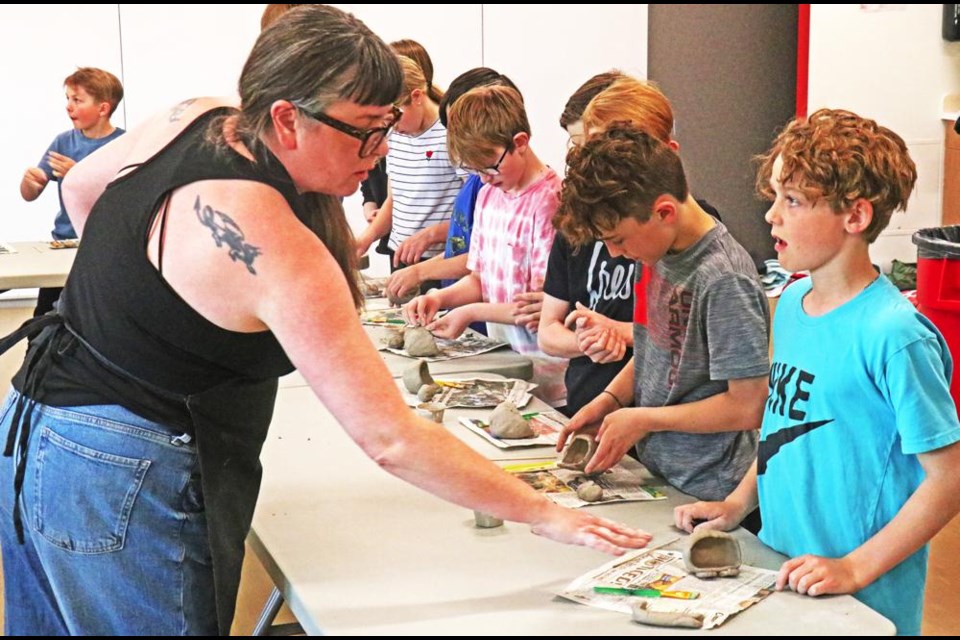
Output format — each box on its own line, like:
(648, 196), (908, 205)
(601, 389), (624, 409)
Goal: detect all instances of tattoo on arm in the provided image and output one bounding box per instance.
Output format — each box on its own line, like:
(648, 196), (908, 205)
(194, 196), (262, 275)
(168, 99), (197, 122)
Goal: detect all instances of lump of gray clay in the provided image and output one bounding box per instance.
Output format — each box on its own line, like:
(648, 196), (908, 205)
(683, 529), (742, 578)
(402, 359), (434, 394)
(576, 480), (603, 502)
(404, 327), (441, 357)
(383, 328), (405, 350)
(631, 601), (704, 629)
(558, 434), (599, 472)
(417, 383), (441, 402)
(387, 287), (417, 307)
(488, 401), (533, 439)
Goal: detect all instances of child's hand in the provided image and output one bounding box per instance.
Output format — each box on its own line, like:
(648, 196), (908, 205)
(402, 292), (440, 326)
(23, 167), (48, 191)
(46, 151), (76, 179)
(426, 307), (470, 339)
(556, 392), (618, 451)
(776, 555), (863, 597)
(386, 264), (421, 302)
(576, 326), (627, 363)
(512, 291), (543, 332)
(674, 501), (745, 533)
(394, 227), (437, 267)
(588, 408), (647, 474)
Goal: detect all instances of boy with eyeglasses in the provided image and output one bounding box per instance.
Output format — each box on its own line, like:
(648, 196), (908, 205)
(403, 84), (568, 406)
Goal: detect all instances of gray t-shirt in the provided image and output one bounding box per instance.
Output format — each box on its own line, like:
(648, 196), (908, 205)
(633, 222), (769, 500)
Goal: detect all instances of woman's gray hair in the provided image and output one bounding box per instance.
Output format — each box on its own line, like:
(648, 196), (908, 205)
(228, 5), (400, 309)
(237, 4), (403, 146)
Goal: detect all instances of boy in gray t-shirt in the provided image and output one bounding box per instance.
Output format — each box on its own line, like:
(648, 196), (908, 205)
(554, 124), (769, 503)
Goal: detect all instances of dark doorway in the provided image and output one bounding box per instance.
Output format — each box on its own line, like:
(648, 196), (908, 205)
(649, 4), (799, 267)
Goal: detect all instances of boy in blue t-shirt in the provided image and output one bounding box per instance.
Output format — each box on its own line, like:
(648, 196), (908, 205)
(675, 109), (960, 635)
(20, 67), (125, 316)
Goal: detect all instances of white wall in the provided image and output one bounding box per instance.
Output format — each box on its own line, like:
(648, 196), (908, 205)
(808, 4), (960, 269)
(0, 4), (648, 280)
(0, 5), (124, 242)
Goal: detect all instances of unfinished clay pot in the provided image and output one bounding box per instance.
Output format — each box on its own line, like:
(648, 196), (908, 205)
(383, 328), (405, 350)
(387, 287), (417, 307)
(576, 480), (603, 502)
(488, 401), (533, 439)
(557, 434), (599, 472)
(415, 401), (446, 423)
(631, 601), (704, 629)
(404, 327), (441, 357)
(417, 383), (441, 402)
(402, 359), (434, 394)
(683, 529), (742, 578)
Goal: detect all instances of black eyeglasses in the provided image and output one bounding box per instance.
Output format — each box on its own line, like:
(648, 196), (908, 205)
(461, 145), (512, 177)
(295, 103), (402, 158)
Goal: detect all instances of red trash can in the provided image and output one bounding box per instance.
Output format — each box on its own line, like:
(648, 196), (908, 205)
(913, 225), (960, 417)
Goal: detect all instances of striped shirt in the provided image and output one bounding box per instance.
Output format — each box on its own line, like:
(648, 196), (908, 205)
(386, 119), (463, 258)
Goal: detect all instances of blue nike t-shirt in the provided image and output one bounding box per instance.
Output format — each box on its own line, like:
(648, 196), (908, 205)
(758, 276), (960, 635)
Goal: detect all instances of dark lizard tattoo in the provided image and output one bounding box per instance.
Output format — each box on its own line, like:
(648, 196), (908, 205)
(168, 99), (197, 122)
(194, 196), (262, 274)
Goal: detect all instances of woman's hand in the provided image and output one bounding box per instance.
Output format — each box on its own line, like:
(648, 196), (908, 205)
(531, 503), (652, 555)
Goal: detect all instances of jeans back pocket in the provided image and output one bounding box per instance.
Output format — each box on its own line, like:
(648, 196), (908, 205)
(31, 427), (150, 553)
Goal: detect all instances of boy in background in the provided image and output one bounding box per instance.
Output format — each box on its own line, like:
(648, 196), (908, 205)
(554, 124), (769, 512)
(20, 67), (125, 316)
(404, 85), (567, 406)
(675, 109), (960, 634)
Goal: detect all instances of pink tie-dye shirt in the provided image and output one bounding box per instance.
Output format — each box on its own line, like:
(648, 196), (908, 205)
(467, 168), (568, 405)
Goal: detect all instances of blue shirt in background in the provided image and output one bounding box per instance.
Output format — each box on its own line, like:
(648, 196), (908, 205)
(38, 128), (125, 239)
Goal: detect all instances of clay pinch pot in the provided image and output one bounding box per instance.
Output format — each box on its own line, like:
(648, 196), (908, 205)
(415, 401), (447, 423)
(403, 326), (441, 357)
(387, 286), (417, 307)
(557, 434), (599, 472)
(682, 529), (742, 578)
(402, 359), (434, 394)
(382, 327), (405, 350)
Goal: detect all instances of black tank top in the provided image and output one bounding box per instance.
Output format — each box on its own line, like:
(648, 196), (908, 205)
(8, 108), (314, 633)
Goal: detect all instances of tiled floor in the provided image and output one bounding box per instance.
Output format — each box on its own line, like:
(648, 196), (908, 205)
(0, 303), (955, 635)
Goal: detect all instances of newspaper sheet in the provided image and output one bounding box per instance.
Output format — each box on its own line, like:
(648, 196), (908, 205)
(397, 376), (535, 408)
(384, 329), (507, 362)
(504, 456), (666, 508)
(459, 411), (568, 449)
(559, 546), (777, 630)
(0, 242), (16, 255)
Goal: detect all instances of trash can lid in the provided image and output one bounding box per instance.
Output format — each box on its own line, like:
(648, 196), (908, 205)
(913, 226), (960, 259)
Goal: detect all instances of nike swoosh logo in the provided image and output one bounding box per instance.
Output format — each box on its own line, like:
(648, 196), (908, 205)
(758, 419), (834, 475)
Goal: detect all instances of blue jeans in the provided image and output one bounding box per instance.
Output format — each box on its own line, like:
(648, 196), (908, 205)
(0, 390), (217, 635)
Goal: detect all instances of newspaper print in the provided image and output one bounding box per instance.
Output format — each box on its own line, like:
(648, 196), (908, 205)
(560, 546), (777, 630)
(398, 376), (535, 409)
(505, 457), (666, 508)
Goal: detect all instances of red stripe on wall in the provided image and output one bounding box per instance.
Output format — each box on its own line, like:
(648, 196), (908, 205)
(797, 4), (810, 117)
